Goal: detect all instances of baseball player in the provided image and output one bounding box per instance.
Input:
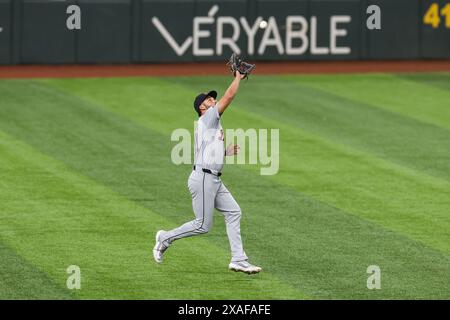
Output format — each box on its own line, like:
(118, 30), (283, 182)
(153, 70), (261, 274)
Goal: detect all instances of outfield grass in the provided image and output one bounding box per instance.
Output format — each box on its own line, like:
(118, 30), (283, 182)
(0, 73), (449, 299)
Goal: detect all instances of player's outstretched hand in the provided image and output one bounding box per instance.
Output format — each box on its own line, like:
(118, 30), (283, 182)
(235, 70), (245, 80)
(226, 144), (240, 156)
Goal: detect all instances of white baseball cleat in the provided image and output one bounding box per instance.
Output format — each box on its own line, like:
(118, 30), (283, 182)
(153, 230), (168, 263)
(229, 260), (262, 274)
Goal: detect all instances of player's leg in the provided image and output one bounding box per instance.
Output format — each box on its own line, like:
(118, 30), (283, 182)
(153, 171), (219, 262)
(214, 182), (248, 262)
(215, 182), (261, 273)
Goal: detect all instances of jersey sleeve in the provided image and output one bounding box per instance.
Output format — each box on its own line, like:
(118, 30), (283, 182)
(201, 104), (220, 128)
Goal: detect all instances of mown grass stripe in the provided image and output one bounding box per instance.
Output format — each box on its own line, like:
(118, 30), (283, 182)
(51, 75), (450, 256)
(288, 73), (450, 132)
(228, 107), (450, 253)
(247, 75), (450, 182)
(0, 128), (306, 299)
(3, 78), (448, 298)
(398, 72), (450, 93)
(0, 240), (74, 299)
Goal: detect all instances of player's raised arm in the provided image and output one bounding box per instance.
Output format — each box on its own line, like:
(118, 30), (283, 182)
(217, 71), (243, 115)
(218, 53), (256, 115)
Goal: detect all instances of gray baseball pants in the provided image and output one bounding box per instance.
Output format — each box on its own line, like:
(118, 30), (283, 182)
(160, 168), (248, 263)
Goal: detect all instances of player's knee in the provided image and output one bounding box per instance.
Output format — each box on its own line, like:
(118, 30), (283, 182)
(225, 209), (242, 223)
(232, 207), (242, 217)
(201, 221), (213, 233)
(193, 220), (211, 234)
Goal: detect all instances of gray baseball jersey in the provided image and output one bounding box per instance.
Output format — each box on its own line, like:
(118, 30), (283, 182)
(194, 104), (225, 173)
(159, 104), (248, 263)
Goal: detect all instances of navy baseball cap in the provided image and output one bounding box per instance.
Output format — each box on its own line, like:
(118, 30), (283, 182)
(193, 90), (217, 116)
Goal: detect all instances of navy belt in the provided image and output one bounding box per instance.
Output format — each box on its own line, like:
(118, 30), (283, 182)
(193, 165), (222, 177)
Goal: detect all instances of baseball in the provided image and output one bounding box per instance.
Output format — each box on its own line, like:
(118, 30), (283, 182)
(259, 20), (267, 29)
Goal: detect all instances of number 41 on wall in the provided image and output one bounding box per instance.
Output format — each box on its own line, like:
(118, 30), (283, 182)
(423, 3), (450, 28)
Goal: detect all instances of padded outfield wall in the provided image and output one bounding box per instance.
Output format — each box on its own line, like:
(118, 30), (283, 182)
(0, 0), (449, 64)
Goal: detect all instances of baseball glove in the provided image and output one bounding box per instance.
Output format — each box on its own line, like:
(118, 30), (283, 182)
(227, 53), (255, 80)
